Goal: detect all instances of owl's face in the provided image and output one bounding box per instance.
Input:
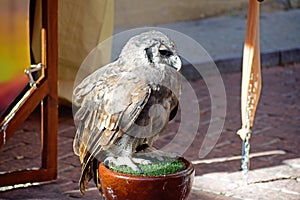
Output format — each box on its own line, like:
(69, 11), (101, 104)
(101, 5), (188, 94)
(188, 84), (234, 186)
(119, 31), (182, 71)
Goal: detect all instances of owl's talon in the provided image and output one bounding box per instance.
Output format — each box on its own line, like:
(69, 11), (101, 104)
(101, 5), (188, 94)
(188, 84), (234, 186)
(132, 157), (152, 165)
(104, 156), (142, 172)
(139, 147), (179, 162)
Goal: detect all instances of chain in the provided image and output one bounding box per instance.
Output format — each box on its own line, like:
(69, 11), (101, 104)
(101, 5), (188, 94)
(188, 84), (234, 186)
(241, 77), (254, 178)
(241, 133), (251, 175)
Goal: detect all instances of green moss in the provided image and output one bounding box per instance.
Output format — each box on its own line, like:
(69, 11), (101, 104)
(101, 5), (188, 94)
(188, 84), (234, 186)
(107, 158), (185, 176)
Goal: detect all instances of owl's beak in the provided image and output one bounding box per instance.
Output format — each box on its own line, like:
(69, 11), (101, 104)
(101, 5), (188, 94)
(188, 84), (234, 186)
(170, 55), (182, 71)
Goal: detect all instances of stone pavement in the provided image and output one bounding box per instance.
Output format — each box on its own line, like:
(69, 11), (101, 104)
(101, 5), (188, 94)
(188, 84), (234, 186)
(0, 9), (300, 200)
(0, 63), (299, 199)
(193, 157), (300, 199)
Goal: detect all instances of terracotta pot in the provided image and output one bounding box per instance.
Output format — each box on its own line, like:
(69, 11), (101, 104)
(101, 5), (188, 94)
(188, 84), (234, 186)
(99, 157), (195, 200)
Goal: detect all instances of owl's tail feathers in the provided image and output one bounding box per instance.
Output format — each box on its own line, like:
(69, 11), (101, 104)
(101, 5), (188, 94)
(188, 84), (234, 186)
(79, 153), (103, 195)
(92, 158), (103, 194)
(79, 152), (93, 195)
(78, 139), (104, 195)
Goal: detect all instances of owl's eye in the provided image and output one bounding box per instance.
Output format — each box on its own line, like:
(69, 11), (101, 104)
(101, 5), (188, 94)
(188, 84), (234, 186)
(159, 49), (173, 57)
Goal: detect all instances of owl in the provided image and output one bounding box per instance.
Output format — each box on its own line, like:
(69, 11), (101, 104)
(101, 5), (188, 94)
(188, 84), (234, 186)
(73, 30), (182, 194)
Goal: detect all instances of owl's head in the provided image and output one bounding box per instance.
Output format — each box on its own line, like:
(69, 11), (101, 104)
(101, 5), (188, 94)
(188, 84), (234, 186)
(119, 31), (182, 71)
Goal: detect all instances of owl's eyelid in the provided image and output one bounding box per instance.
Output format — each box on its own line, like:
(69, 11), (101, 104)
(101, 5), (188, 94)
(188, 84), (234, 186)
(159, 44), (168, 51)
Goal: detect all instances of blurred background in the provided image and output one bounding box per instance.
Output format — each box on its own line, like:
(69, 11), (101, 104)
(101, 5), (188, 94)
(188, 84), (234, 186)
(0, 0), (299, 199)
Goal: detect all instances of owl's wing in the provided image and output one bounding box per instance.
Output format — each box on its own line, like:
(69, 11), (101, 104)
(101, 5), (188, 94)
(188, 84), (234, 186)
(73, 63), (151, 162)
(73, 64), (152, 193)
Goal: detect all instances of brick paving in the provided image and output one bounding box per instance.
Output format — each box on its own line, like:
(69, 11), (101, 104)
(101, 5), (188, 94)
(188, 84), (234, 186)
(0, 63), (299, 199)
